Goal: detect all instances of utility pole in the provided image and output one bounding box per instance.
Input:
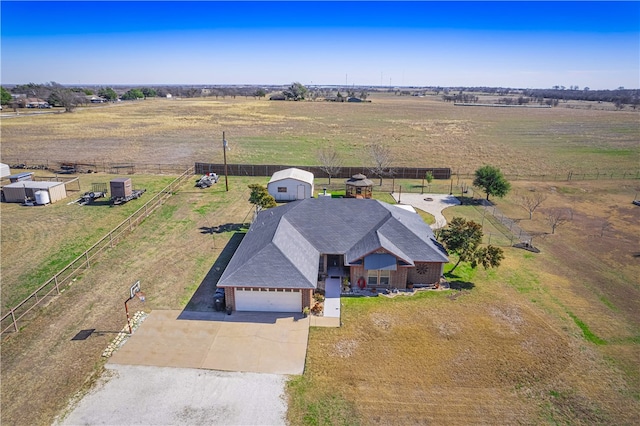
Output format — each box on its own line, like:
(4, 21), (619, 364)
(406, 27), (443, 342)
(222, 131), (229, 191)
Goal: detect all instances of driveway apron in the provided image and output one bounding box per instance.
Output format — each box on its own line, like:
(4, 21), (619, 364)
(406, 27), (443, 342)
(109, 310), (309, 375)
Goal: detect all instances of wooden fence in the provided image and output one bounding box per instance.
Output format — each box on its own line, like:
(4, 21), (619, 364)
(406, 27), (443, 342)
(195, 163), (452, 180)
(0, 167), (194, 335)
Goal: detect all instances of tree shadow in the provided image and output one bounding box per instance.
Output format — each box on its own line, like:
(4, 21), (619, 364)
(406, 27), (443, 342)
(448, 280), (475, 291)
(457, 196), (486, 206)
(199, 223), (248, 234)
(181, 232), (246, 313)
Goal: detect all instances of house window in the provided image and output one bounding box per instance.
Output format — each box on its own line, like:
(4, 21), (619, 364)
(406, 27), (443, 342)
(278, 187), (287, 193)
(367, 270), (391, 286)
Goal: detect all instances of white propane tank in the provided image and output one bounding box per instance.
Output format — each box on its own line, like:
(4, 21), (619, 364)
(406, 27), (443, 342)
(34, 190), (50, 205)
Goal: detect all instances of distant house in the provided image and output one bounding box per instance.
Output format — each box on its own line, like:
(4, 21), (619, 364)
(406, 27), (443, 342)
(87, 96), (107, 103)
(217, 198), (449, 312)
(24, 98), (50, 108)
(267, 168), (314, 201)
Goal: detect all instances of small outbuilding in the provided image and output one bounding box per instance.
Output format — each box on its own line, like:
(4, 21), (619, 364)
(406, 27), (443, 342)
(267, 168), (314, 201)
(2, 181), (67, 204)
(345, 173), (374, 199)
(0, 163), (10, 179)
(8, 172), (34, 183)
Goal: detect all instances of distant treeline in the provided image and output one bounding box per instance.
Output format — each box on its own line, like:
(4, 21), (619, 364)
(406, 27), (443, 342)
(4, 82), (639, 109)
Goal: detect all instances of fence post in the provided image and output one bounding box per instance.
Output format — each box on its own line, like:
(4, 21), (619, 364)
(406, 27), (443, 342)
(54, 274), (60, 294)
(86, 251), (90, 268)
(129, 217), (132, 231)
(11, 309), (18, 332)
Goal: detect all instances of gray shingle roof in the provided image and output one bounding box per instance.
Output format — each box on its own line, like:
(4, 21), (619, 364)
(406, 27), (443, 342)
(217, 198), (448, 289)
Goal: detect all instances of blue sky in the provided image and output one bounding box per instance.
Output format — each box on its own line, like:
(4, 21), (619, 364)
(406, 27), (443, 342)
(1, 1), (638, 89)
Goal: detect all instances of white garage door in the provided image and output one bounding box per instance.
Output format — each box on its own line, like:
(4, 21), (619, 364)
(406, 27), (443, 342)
(235, 289), (302, 312)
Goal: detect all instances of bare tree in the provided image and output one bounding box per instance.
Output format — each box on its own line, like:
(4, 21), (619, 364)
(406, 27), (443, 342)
(47, 82), (83, 112)
(516, 190), (548, 219)
(544, 208), (571, 234)
(369, 142), (394, 185)
(317, 147), (342, 185)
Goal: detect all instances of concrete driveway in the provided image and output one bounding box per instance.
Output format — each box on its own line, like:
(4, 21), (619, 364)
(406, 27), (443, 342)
(391, 193), (460, 229)
(109, 310), (309, 375)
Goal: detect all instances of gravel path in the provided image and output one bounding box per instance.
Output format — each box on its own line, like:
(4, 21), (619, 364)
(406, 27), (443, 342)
(391, 193), (461, 229)
(57, 365), (287, 426)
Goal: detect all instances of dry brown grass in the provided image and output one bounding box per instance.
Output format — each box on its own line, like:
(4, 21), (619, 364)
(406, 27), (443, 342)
(2, 94), (638, 175)
(287, 179), (640, 425)
(1, 95), (638, 425)
(0, 176), (259, 425)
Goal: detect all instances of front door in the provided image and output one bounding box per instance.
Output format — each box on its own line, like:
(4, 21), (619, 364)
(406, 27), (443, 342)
(297, 184), (306, 199)
(327, 255), (342, 268)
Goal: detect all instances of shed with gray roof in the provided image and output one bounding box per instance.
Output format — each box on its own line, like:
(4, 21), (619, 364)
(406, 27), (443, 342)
(218, 198), (448, 313)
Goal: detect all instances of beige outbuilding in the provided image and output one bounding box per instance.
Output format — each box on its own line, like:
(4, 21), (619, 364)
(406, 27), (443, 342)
(2, 181), (67, 204)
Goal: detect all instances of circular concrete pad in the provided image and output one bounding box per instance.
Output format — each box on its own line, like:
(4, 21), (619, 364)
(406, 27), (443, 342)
(391, 193), (461, 229)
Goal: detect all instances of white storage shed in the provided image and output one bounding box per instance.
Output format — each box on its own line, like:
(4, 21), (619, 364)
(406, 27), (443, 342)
(0, 163), (10, 179)
(267, 168), (314, 201)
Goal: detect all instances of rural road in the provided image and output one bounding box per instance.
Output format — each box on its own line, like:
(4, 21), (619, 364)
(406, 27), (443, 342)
(56, 364), (287, 425)
(391, 193), (461, 228)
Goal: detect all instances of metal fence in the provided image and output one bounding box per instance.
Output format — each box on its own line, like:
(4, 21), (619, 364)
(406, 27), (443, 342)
(0, 167), (194, 335)
(2, 158), (191, 175)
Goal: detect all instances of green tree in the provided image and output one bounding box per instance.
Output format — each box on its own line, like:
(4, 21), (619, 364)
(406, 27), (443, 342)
(121, 89), (144, 100)
(472, 245), (505, 270)
(98, 87), (118, 101)
(254, 89), (266, 98)
(141, 87), (157, 98)
(248, 184), (276, 213)
(439, 217), (504, 273)
(283, 82), (308, 101)
(473, 165), (511, 201)
(422, 171), (434, 194)
(1, 86), (12, 105)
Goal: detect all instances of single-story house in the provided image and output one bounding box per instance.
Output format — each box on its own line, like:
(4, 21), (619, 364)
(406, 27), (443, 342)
(1, 181), (67, 204)
(87, 96), (107, 103)
(267, 168), (314, 201)
(217, 197), (449, 312)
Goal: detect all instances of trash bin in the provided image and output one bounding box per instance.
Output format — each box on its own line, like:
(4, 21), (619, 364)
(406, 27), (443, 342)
(214, 298), (224, 312)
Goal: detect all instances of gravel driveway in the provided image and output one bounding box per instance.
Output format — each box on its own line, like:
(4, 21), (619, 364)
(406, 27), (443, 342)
(57, 364), (287, 425)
